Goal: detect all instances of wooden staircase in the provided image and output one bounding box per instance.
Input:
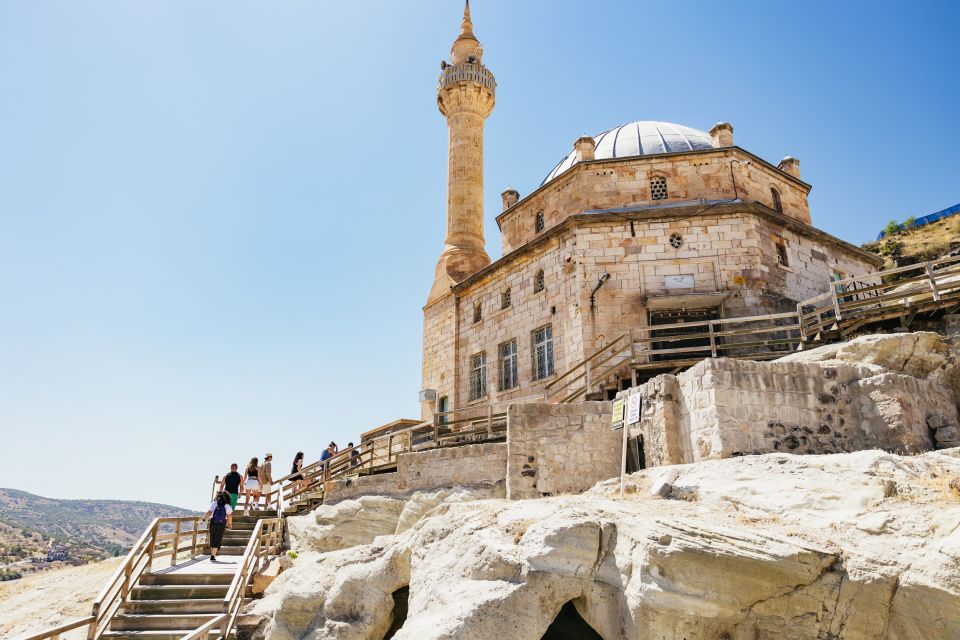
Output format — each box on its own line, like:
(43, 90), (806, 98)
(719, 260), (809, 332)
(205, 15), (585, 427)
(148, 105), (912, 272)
(545, 254), (960, 403)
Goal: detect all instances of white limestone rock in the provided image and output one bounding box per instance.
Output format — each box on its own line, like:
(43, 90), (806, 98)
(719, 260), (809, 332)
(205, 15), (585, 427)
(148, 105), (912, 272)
(780, 331), (950, 381)
(250, 448), (960, 640)
(287, 486), (500, 554)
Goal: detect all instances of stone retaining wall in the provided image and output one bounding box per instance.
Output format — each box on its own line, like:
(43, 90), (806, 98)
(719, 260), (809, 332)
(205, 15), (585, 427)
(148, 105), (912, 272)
(623, 356), (958, 466)
(506, 402), (617, 500)
(323, 442), (507, 505)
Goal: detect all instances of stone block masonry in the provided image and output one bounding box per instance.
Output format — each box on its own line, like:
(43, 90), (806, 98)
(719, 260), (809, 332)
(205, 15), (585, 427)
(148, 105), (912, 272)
(506, 401), (617, 500)
(323, 442), (507, 505)
(621, 352), (958, 466)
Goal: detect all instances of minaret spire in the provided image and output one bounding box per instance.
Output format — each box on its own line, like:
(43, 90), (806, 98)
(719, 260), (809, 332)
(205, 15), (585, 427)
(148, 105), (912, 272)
(461, 0), (473, 34)
(427, 1), (496, 303)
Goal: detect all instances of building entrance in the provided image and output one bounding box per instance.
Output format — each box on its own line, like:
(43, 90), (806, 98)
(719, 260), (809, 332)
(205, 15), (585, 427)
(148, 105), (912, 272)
(648, 307), (720, 362)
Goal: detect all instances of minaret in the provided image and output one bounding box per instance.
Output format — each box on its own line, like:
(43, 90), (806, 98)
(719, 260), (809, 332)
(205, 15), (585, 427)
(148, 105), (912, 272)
(428, 1), (496, 302)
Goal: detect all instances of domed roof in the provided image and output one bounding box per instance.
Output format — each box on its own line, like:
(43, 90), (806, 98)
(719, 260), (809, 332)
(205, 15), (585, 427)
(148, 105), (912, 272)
(541, 121), (716, 186)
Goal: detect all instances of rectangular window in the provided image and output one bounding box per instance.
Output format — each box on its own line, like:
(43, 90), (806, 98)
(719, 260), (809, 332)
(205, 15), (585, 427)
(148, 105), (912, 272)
(501, 288), (511, 309)
(469, 352), (487, 401)
(775, 238), (790, 268)
(498, 340), (518, 391)
(532, 325), (554, 380)
(832, 270), (846, 293)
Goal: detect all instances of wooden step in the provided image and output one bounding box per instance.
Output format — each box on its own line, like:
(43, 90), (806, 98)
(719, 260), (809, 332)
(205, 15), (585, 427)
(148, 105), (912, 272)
(111, 614), (218, 631)
(140, 573), (234, 586)
(122, 599), (225, 615)
(130, 584), (230, 600)
(102, 630), (205, 640)
(216, 546), (248, 556)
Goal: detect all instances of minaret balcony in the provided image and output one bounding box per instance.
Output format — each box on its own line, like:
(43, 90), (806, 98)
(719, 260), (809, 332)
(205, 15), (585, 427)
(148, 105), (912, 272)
(438, 63), (496, 94)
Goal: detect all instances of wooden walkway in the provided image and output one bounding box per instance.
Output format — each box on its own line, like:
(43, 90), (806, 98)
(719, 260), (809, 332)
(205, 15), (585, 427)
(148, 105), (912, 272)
(546, 254), (960, 402)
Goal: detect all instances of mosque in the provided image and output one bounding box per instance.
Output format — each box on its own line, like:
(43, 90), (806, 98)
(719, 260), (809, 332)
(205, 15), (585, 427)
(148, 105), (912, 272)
(419, 3), (882, 420)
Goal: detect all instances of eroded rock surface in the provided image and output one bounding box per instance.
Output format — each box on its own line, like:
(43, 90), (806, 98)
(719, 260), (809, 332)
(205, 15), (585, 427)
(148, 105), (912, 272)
(249, 449), (960, 640)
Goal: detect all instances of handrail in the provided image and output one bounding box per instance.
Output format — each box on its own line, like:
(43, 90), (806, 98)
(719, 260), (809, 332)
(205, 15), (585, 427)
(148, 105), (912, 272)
(179, 614), (226, 640)
(12, 616), (96, 640)
(220, 517), (281, 639)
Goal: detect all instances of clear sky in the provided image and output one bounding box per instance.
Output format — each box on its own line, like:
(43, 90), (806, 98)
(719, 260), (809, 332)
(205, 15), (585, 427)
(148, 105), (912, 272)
(0, 1), (957, 509)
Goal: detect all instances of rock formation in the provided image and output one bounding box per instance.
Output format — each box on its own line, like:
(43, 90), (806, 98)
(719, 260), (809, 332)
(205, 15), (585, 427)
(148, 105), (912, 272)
(248, 448), (960, 640)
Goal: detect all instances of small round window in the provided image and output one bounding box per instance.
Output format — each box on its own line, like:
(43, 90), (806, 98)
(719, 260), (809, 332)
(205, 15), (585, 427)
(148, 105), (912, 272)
(669, 233), (684, 249)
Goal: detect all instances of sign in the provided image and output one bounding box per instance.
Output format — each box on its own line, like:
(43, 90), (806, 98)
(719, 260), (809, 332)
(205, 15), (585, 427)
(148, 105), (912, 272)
(732, 275), (745, 285)
(664, 274), (695, 289)
(626, 393), (642, 425)
(611, 398), (624, 430)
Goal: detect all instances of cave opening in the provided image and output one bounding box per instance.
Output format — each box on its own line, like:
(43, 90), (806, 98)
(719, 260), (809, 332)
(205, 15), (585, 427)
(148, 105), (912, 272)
(540, 600), (603, 640)
(382, 586), (409, 640)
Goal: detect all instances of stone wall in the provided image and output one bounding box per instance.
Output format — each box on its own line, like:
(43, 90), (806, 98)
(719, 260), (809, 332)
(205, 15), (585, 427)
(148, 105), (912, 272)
(420, 293), (457, 420)
(498, 148), (812, 254)
(621, 355), (958, 466)
(506, 402), (617, 500)
(323, 442), (507, 505)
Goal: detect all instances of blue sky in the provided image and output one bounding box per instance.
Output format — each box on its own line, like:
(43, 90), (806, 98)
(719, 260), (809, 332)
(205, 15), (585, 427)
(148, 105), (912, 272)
(0, 1), (957, 509)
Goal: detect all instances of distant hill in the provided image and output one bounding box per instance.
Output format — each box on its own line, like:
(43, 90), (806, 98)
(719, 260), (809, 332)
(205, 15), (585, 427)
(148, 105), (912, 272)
(0, 488), (197, 571)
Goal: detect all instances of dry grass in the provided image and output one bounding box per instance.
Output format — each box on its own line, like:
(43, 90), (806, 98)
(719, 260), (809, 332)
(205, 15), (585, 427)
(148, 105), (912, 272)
(864, 215), (960, 271)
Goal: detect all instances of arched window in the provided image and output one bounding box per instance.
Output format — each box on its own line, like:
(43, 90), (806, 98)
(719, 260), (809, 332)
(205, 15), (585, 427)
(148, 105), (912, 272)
(534, 269), (545, 293)
(771, 188), (783, 213)
(535, 211), (545, 233)
(650, 176), (668, 201)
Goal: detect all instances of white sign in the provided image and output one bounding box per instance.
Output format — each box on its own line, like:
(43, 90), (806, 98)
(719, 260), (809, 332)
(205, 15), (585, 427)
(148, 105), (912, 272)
(626, 393), (642, 425)
(664, 274), (695, 289)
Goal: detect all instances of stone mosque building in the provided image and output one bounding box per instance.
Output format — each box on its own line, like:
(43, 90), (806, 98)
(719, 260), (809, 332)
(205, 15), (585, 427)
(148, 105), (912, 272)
(419, 3), (882, 420)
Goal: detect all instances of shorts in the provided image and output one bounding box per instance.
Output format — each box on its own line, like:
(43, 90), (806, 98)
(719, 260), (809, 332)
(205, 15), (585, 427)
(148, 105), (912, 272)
(261, 483), (273, 495)
(228, 493), (238, 509)
(244, 478), (261, 491)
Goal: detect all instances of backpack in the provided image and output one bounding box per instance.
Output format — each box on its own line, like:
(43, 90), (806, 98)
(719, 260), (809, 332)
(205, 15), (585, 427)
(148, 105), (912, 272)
(212, 503), (228, 524)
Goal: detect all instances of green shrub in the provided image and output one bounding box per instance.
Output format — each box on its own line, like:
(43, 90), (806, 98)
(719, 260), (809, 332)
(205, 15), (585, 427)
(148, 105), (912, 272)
(883, 220), (901, 236)
(287, 551), (299, 560)
(903, 216), (917, 230)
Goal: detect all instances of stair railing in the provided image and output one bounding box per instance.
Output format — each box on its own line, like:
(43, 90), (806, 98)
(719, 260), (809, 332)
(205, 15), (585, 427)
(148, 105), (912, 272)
(219, 517), (281, 639)
(544, 332), (633, 403)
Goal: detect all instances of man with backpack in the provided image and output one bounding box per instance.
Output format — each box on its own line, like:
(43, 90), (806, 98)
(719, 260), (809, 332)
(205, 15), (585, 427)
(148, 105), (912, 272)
(203, 491), (233, 562)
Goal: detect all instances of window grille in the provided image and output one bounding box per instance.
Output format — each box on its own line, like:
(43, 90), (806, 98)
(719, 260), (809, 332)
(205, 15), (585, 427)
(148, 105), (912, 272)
(469, 352), (487, 400)
(771, 188), (783, 213)
(473, 303), (482, 323)
(650, 176), (668, 200)
(535, 211), (545, 233)
(776, 239), (790, 268)
(501, 288), (511, 309)
(532, 325), (554, 380)
(534, 270), (545, 293)
(498, 340), (518, 390)
(669, 233), (684, 249)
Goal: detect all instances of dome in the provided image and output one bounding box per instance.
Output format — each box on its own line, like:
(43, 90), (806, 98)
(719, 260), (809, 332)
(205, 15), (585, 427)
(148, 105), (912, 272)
(541, 121), (716, 186)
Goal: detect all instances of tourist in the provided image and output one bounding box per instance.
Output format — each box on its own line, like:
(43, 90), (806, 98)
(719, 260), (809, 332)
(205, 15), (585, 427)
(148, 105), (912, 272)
(219, 463), (242, 510)
(348, 442), (360, 467)
(290, 451), (306, 495)
(320, 442), (337, 476)
(260, 453), (274, 509)
(203, 490), (233, 562)
(242, 457), (260, 515)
